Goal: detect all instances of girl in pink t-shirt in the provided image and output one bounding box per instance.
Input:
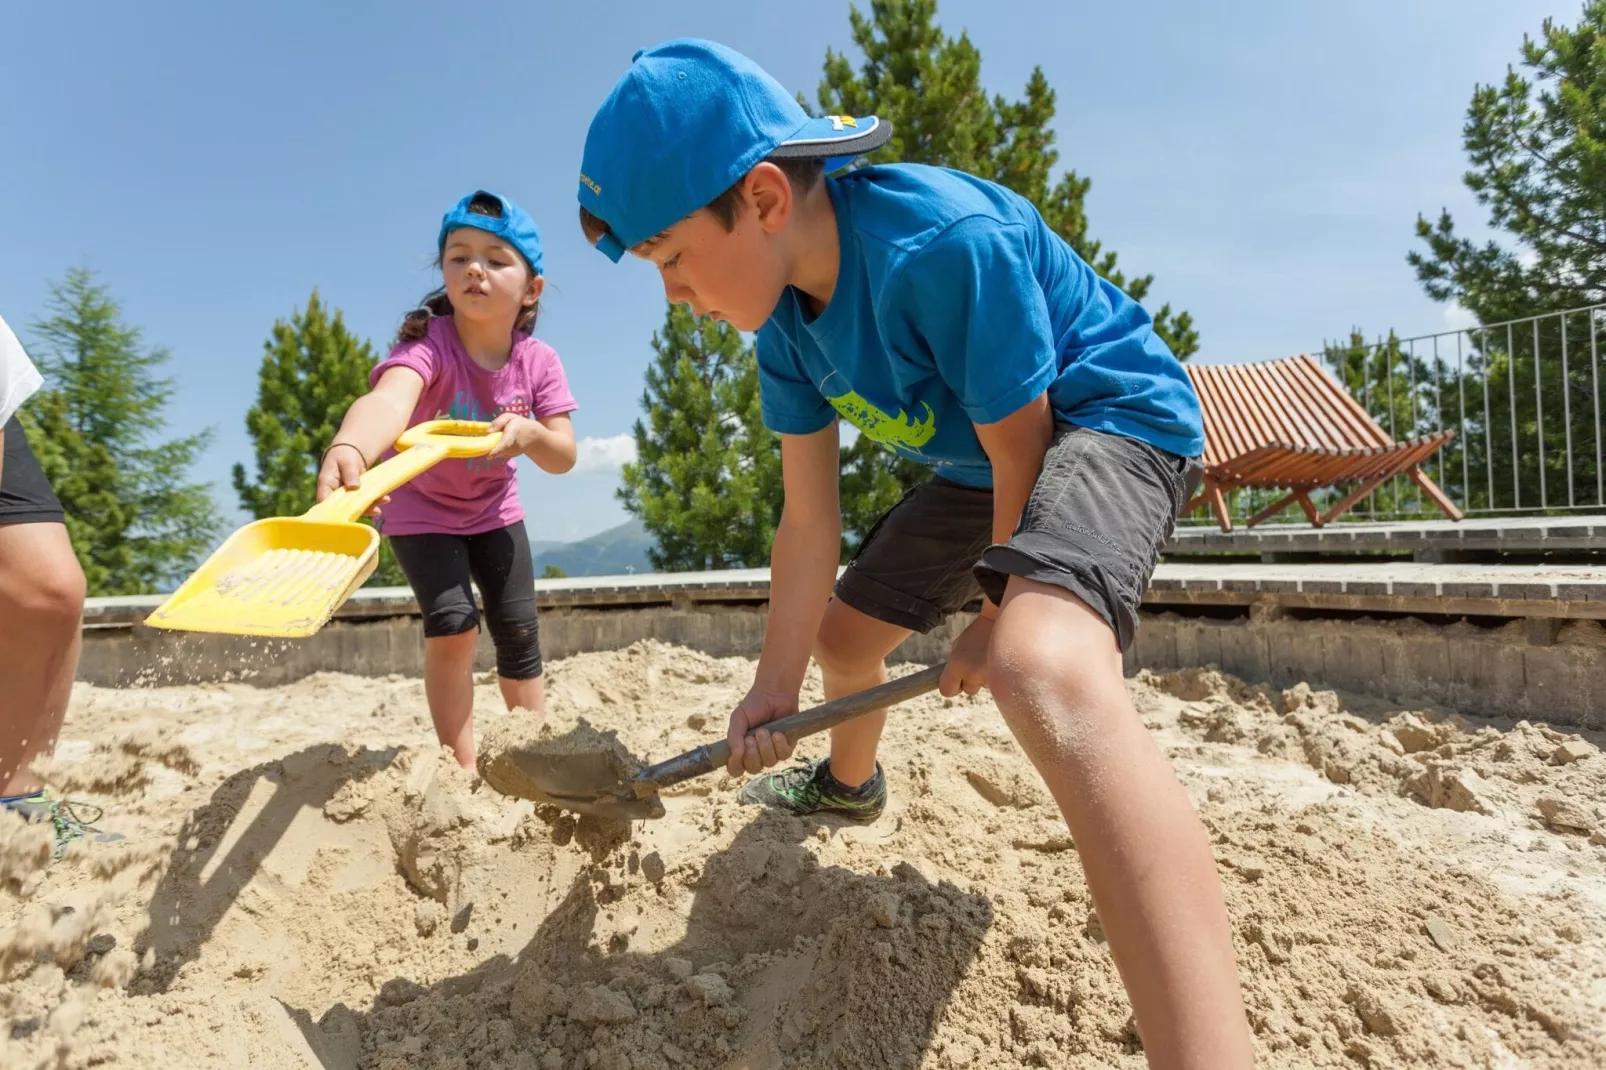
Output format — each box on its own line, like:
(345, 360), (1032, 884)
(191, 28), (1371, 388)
(317, 190), (577, 768)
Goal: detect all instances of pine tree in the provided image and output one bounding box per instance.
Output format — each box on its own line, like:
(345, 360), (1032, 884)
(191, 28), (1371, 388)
(814, 0), (1200, 541)
(16, 390), (131, 595)
(233, 290), (404, 585)
(1407, 3), (1606, 511)
(618, 304), (783, 571)
(24, 268), (219, 595)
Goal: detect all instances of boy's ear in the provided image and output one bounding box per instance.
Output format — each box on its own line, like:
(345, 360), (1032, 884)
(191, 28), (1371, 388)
(745, 161), (794, 235)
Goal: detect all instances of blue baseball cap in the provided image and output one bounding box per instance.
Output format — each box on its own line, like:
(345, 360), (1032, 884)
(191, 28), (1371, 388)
(438, 190), (544, 275)
(579, 38), (892, 262)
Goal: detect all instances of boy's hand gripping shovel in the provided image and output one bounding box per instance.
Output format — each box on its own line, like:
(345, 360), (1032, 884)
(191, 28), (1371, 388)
(145, 420), (500, 639)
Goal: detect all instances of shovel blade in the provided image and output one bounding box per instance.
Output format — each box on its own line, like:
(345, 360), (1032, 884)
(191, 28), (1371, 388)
(478, 740), (667, 820)
(145, 518), (378, 638)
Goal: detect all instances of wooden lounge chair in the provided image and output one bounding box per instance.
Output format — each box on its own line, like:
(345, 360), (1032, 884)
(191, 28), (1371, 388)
(1184, 354), (1464, 532)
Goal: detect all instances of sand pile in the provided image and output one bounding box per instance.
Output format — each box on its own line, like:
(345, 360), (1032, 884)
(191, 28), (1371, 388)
(1, 641), (1602, 1068)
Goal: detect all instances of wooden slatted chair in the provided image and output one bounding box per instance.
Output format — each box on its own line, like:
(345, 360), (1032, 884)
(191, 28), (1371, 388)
(1184, 354), (1464, 532)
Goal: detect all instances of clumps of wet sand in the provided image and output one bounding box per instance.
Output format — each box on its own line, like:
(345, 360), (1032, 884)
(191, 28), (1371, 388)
(1, 641), (1603, 1068)
(476, 709), (643, 809)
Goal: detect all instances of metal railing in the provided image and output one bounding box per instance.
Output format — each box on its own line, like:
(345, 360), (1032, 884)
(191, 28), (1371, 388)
(1182, 303), (1606, 526)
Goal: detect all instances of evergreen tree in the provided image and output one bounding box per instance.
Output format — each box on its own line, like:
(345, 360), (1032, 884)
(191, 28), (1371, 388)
(233, 290), (403, 584)
(618, 305), (782, 571)
(815, 0), (1200, 540)
(1407, 3), (1606, 511)
(17, 390), (131, 595)
(24, 268), (219, 594)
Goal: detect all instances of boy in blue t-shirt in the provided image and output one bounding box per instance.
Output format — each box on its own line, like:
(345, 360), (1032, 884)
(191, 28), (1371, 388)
(578, 39), (1254, 1066)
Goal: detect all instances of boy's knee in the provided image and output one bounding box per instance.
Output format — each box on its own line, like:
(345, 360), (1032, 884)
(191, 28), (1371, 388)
(987, 629), (1067, 716)
(813, 622), (877, 678)
(987, 622), (1114, 767)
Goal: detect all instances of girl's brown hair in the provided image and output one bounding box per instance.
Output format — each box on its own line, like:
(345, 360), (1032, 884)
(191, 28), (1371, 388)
(398, 192), (540, 344)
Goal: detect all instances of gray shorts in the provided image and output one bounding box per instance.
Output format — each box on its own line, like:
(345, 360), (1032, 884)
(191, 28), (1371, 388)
(833, 424), (1202, 651)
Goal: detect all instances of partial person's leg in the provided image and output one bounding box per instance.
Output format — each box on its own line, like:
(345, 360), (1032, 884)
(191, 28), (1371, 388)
(811, 599), (909, 786)
(0, 419), (114, 857)
(741, 478), (992, 820)
(738, 597), (910, 822)
(0, 417), (86, 800)
(424, 632), (479, 766)
(823, 478), (994, 787)
(0, 521), (85, 797)
(987, 579), (1253, 1068)
(467, 523), (545, 716)
(390, 533), (482, 768)
(976, 426), (1252, 1068)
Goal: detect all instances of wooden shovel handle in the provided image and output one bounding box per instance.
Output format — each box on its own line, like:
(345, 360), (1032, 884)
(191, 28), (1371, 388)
(634, 664), (946, 793)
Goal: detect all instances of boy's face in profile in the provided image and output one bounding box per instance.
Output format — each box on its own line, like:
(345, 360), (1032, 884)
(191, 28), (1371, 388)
(630, 164), (797, 333)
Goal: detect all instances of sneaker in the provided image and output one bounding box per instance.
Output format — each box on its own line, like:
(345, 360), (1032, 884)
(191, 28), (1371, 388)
(2, 790), (124, 860)
(738, 758), (887, 824)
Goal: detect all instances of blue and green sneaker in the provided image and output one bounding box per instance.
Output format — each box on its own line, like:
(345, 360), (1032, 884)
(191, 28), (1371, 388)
(738, 758), (887, 824)
(1, 790), (124, 860)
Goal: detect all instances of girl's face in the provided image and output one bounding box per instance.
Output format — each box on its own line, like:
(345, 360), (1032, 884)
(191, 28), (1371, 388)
(441, 227), (542, 327)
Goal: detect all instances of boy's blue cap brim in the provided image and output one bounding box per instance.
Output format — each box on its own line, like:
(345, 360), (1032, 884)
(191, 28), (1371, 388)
(439, 190), (545, 275)
(578, 38), (891, 262)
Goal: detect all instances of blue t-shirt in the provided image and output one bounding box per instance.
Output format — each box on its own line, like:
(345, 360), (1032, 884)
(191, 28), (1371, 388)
(756, 163), (1204, 487)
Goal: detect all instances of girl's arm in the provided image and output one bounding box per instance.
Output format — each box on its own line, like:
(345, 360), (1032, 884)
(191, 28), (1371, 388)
(315, 366), (426, 502)
(487, 411), (577, 473)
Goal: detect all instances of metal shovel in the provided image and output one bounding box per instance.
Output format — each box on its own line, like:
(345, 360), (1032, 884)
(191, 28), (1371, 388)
(479, 664), (947, 820)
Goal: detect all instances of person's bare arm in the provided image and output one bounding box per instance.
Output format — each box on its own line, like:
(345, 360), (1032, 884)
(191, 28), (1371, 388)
(975, 392), (1053, 609)
(940, 392), (1054, 696)
(725, 421), (842, 774)
(486, 411), (577, 473)
(315, 366), (426, 501)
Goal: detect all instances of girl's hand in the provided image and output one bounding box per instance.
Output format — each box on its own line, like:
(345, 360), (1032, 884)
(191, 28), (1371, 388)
(486, 412), (542, 460)
(315, 443), (386, 517)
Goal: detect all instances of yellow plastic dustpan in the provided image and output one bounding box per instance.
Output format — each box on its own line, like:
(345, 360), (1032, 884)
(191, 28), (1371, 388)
(145, 420), (501, 638)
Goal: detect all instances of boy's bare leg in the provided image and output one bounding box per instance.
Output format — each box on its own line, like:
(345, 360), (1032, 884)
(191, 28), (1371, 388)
(0, 522), (86, 796)
(811, 598), (911, 786)
(988, 575), (1255, 1069)
(424, 630), (479, 768)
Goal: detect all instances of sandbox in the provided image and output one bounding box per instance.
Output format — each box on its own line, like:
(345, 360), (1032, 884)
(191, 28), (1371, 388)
(3, 641), (1604, 1068)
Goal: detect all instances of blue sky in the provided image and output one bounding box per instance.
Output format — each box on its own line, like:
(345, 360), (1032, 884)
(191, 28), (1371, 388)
(0, 0), (1569, 542)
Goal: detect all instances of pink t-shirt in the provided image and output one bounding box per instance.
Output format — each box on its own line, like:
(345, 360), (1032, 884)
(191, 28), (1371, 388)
(369, 316), (577, 536)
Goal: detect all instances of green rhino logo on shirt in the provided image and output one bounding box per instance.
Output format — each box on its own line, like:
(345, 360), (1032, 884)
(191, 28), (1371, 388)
(821, 375), (937, 452)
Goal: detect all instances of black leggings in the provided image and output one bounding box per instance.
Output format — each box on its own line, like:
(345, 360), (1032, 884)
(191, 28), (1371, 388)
(388, 522), (543, 680)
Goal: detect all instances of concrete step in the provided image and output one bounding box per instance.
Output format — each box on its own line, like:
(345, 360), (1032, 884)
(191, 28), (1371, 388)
(84, 560), (1606, 629)
(1166, 515), (1606, 556)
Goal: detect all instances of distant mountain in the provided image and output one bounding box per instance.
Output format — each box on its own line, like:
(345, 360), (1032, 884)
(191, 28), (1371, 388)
(532, 519), (653, 577)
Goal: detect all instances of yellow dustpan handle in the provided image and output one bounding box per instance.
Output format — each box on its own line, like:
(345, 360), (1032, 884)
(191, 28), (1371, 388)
(305, 421), (503, 524)
(305, 446), (446, 523)
(396, 419), (504, 456)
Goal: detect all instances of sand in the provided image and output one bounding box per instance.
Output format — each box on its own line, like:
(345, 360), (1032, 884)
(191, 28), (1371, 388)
(3, 639), (1604, 1069)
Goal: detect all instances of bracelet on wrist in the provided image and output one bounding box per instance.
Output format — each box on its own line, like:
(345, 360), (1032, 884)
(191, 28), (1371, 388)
(321, 441), (369, 468)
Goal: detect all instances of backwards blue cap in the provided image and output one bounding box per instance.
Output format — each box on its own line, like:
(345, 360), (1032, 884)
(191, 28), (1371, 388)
(579, 38), (892, 262)
(439, 190), (544, 275)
